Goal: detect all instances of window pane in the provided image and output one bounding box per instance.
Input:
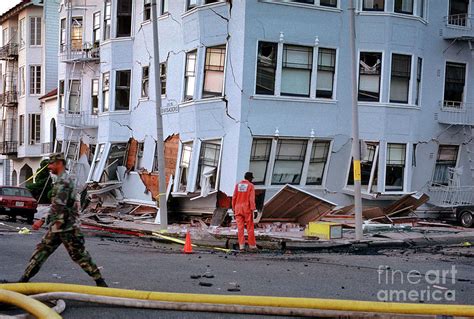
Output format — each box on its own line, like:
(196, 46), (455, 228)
(320, 0), (337, 7)
(444, 62), (466, 107)
(394, 0), (413, 14)
(184, 50), (197, 100)
(116, 0), (132, 37)
(358, 52), (381, 102)
(433, 145), (459, 185)
(363, 0), (384, 10)
(196, 140), (221, 190)
(306, 141), (330, 185)
(249, 139), (271, 184)
(203, 45), (226, 97)
(385, 144), (406, 191)
(281, 69), (311, 97)
(272, 140), (307, 185)
(179, 142), (193, 191)
(256, 42), (278, 95)
(115, 70), (131, 110)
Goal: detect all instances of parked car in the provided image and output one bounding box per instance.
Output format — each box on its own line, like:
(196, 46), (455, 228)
(456, 206), (474, 228)
(0, 186), (38, 224)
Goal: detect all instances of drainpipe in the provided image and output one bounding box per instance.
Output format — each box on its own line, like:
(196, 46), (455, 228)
(349, 0), (363, 240)
(151, 0), (168, 230)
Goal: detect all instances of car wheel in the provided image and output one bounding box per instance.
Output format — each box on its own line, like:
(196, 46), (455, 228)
(459, 210), (474, 228)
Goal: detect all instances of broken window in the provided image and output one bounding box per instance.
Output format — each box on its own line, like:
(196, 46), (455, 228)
(184, 50), (197, 101)
(306, 141), (330, 185)
(443, 62), (466, 108)
(90, 143), (105, 181)
(348, 142), (379, 192)
(202, 45), (226, 98)
(59, 80), (65, 112)
(115, 70), (131, 111)
(448, 0), (469, 26)
(161, 0), (169, 15)
(178, 142), (193, 192)
(433, 145), (459, 185)
(71, 17), (83, 51)
(281, 45), (313, 97)
(196, 140), (222, 194)
(68, 80), (81, 114)
(358, 52), (382, 102)
(385, 143), (406, 192)
(317, 48), (336, 99)
(144, 0), (151, 21)
(390, 54), (411, 104)
(272, 140), (307, 185)
(363, 0), (384, 11)
(104, 143), (127, 181)
(249, 139), (272, 185)
(320, 0), (337, 7)
(141, 66), (149, 98)
(28, 114), (40, 145)
(256, 41), (278, 95)
(415, 57), (422, 106)
(103, 0), (111, 40)
(102, 72), (110, 112)
(93, 12), (101, 44)
(92, 79), (99, 114)
(394, 0), (413, 14)
(116, 0), (132, 37)
(30, 17), (41, 46)
(60, 18), (66, 52)
(65, 141), (79, 161)
(29, 65), (41, 95)
(160, 63), (167, 95)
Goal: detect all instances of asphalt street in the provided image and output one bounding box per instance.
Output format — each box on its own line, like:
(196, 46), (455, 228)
(1, 220), (474, 318)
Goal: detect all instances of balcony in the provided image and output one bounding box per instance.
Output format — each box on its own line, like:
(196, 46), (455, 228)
(442, 14), (474, 40)
(437, 102), (474, 126)
(0, 91), (18, 106)
(59, 45), (100, 63)
(41, 142), (54, 154)
(0, 141), (18, 155)
(428, 184), (474, 207)
(58, 112), (99, 129)
(0, 43), (19, 60)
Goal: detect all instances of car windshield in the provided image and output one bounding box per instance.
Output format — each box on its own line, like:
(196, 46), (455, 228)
(0, 187), (33, 197)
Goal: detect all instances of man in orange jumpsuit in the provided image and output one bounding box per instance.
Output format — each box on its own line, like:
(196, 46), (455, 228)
(232, 172), (257, 251)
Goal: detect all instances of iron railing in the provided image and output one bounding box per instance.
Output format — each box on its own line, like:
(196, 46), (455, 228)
(0, 91), (18, 106)
(58, 112), (99, 128)
(0, 43), (18, 60)
(428, 184), (474, 207)
(0, 141), (18, 155)
(59, 45), (100, 63)
(438, 102), (474, 126)
(443, 14), (473, 39)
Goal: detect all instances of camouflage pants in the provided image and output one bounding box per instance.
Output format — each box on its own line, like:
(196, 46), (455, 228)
(22, 227), (102, 281)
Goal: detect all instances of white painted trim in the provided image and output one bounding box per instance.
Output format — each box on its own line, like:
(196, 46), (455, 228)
(250, 95), (338, 105)
(258, 0), (342, 13)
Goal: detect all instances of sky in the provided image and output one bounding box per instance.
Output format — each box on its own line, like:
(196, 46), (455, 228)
(0, 1), (22, 16)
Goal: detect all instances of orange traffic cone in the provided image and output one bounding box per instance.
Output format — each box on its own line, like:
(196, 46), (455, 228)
(184, 230), (193, 254)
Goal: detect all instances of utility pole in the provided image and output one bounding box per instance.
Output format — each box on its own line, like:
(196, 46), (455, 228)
(151, 0), (168, 230)
(349, 0), (363, 240)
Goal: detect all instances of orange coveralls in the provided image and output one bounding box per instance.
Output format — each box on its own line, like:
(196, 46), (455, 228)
(232, 180), (256, 247)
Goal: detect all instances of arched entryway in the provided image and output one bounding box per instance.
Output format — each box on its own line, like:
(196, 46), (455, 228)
(19, 164), (33, 185)
(11, 170), (17, 186)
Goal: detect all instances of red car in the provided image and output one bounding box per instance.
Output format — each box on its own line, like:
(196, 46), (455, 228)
(0, 186), (38, 224)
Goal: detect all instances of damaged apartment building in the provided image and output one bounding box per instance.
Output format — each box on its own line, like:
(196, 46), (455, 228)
(0, 0), (59, 186)
(50, 0), (474, 216)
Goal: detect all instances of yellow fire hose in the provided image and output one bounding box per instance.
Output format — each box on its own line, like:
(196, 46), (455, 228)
(0, 288), (61, 319)
(2, 283), (474, 317)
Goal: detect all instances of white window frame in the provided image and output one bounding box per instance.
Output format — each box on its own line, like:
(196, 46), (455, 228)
(88, 143), (109, 182)
(183, 49), (198, 101)
(358, 50), (384, 103)
(431, 144), (461, 186)
(19, 18), (25, 48)
(68, 79), (82, 114)
(442, 60), (467, 108)
(315, 47), (337, 99)
(383, 143), (408, 193)
(29, 65), (41, 95)
(28, 114), (41, 145)
(18, 66), (26, 96)
(345, 141), (380, 193)
(29, 16), (42, 46)
(114, 69), (132, 111)
(389, 52), (413, 105)
(202, 44), (227, 99)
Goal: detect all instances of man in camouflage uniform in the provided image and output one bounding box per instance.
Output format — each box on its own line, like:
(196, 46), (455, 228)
(19, 153), (108, 287)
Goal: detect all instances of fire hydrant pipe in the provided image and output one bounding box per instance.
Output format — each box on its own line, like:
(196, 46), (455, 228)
(0, 289), (62, 319)
(2, 283), (474, 317)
